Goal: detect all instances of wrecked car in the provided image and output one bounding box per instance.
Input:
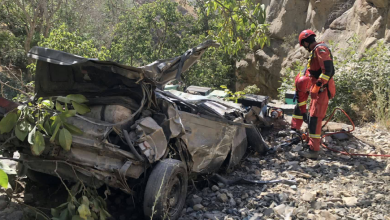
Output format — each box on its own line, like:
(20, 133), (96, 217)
(0, 40), (268, 220)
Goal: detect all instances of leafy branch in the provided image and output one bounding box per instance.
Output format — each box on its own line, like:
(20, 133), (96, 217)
(50, 162), (112, 220)
(221, 84), (260, 103)
(0, 94), (90, 156)
(205, 0), (270, 55)
(221, 85), (245, 103)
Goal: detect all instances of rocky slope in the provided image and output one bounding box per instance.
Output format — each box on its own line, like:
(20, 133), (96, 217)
(236, 0), (390, 98)
(179, 122), (390, 220)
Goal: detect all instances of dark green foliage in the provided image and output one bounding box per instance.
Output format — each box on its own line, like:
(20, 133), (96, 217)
(1, 0), (269, 100)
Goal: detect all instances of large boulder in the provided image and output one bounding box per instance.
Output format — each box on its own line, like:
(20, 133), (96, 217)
(266, 0), (310, 40)
(235, 49), (281, 97)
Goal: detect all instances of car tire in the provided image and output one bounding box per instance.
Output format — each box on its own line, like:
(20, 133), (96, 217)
(143, 159), (188, 220)
(26, 169), (60, 186)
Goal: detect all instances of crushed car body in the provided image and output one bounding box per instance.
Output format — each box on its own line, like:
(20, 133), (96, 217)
(0, 40), (269, 219)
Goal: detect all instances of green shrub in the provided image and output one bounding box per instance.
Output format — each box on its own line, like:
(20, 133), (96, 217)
(40, 24), (110, 60)
(277, 61), (304, 102)
(328, 37), (390, 128)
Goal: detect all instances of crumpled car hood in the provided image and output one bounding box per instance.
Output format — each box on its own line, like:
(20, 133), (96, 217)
(27, 40), (219, 96)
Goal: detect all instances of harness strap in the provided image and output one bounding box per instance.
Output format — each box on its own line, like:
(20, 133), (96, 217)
(307, 43), (333, 70)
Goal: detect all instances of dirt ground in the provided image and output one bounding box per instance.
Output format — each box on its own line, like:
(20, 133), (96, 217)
(0, 118), (389, 220)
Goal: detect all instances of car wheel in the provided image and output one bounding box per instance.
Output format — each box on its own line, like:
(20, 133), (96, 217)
(26, 169), (60, 186)
(143, 159), (188, 220)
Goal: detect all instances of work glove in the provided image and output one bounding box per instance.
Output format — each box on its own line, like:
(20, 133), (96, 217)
(310, 81), (322, 99)
(293, 92), (298, 103)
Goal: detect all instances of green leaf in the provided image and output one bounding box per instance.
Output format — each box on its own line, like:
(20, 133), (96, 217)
(0, 112), (17, 134)
(67, 94), (88, 104)
(56, 96), (71, 104)
(51, 115), (60, 126)
(31, 131), (45, 156)
(50, 123), (61, 143)
(91, 199), (100, 213)
(28, 126), (36, 145)
(17, 120), (32, 132)
(51, 206), (64, 218)
(63, 122), (83, 135)
(59, 128), (72, 151)
(56, 101), (64, 112)
(72, 102), (90, 115)
(62, 110), (77, 118)
(68, 202), (76, 216)
(59, 209), (69, 220)
(91, 212), (98, 219)
(72, 216), (85, 220)
(78, 204), (91, 220)
(100, 209), (111, 220)
(42, 100), (54, 108)
(25, 112), (35, 124)
(37, 124), (49, 135)
(15, 126), (28, 141)
(44, 120), (52, 136)
(0, 169), (8, 188)
(81, 196), (90, 206)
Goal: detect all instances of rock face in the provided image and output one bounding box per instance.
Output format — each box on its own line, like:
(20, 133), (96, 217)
(236, 0), (390, 98)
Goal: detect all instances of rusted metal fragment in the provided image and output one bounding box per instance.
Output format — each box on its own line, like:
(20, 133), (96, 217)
(226, 125), (247, 173)
(66, 117), (109, 141)
(156, 95), (186, 140)
(70, 136), (139, 161)
(179, 111), (238, 174)
(17, 134), (145, 179)
(27, 41), (218, 98)
(141, 40), (220, 86)
(246, 124), (270, 155)
(173, 138), (193, 172)
(136, 117), (168, 163)
(244, 106), (271, 127)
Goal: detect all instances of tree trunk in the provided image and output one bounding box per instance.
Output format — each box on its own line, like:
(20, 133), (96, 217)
(24, 31), (33, 54)
(44, 21), (50, 38)
(230, 57), (237, 92)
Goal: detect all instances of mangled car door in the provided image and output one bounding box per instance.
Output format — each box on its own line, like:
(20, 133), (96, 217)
(178, 111), (241, 174)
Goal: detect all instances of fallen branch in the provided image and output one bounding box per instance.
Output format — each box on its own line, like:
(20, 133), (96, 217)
(0, 134), (17, 149)
(54, 161), (77, 203)
(0, 80), (30, 96)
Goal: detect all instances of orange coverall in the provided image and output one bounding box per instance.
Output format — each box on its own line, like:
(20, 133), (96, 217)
(292, 42), (336, 151)
(291, 69), (311, 130)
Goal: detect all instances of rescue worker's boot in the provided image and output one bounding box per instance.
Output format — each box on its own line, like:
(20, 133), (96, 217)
(299, 149), (320, 159)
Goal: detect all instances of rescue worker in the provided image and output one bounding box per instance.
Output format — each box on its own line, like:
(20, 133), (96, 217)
(291, 68), (311, 131)
(296, 30), (336, 159)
